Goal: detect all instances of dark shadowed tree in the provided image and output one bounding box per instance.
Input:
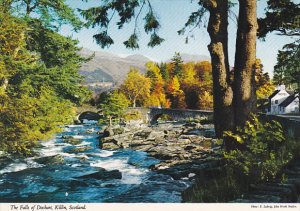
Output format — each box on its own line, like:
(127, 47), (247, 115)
(171, 52), (184, 78)
(259, 0), (299, 113)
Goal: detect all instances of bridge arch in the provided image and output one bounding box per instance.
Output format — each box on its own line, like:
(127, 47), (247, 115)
(77, 111), (102, 123)
(151, 113), (174, 124)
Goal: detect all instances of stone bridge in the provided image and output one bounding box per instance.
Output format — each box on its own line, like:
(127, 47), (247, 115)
(75, 105), (102, 123)
(149, 107), (213, 124)
(74, 106), (214, 124)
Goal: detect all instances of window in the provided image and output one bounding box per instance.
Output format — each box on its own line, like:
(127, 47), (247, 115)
(275, 100), (278, 104)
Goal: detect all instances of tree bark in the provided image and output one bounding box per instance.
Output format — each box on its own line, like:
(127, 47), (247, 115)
(133, 98), (136, 108)
(233, 0), (258, 127)
(206, 0), (234, 139)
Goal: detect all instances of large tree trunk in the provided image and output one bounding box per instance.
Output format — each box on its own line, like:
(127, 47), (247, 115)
(233, 0), (258, 127)
(206, 0), (234, 139)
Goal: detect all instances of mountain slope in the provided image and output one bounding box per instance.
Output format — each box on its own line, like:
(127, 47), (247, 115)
(79, 48), (149, 85)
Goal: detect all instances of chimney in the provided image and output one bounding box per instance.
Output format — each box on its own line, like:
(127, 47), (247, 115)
(277, 84), (285, 91)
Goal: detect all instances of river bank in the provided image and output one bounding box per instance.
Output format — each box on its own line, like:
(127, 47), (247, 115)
(99, 121), (223, 180)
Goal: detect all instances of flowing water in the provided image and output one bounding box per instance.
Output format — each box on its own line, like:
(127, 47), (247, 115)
(0, 121), (191, 202)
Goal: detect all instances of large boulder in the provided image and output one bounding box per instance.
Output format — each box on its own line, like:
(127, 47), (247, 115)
(67, 146), (92, 153)
(77, 168), (122, 180)
(35, 155), (65, 165)
(103, 127), (114, 137)
(63, 138), (83, 145)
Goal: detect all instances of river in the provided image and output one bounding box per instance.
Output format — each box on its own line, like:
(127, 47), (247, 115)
(0, 121), (192, 202)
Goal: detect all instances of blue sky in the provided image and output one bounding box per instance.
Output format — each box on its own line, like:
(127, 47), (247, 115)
(60, 0), (298, 77)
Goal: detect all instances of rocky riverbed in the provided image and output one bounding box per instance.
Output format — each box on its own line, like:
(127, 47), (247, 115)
(100, 121), (224, 180)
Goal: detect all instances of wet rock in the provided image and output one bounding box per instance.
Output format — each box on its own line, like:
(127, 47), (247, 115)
(177, 139), (191, 145)
(35, 155), (65, 165)
(0, 151), (9, 159)
(152, 160), (223, 180)
(61, 135), (73, 139)
(67, 146), (92, 153)
(78, 129), (95, 135)
(77, 168), (122, 180)
(112, 127), (125, 135)
(102, 142), (119, 150)
(104, 127), (114, 137)
(146, 131), (165, 141)
(68, 179), (89, 188)
(63, 138), (83, 145)
(199, 138), (213, 148)
(133, 129), (152, 139)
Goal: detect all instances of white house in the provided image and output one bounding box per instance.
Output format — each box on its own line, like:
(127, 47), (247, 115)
(279, 93), (299, 114)
(267, 85), (299, 115)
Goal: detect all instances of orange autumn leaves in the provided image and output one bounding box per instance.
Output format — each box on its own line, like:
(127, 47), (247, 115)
(118, 57), (273, 110)
(120, 58), (214, 110)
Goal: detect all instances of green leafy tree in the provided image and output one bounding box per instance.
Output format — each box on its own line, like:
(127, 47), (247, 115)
(159, 62), (169, 82)
(171, 52), (184, 78)
(98, 91), (129, 126)
(24, 19), (91, 104)
(259, 0), (299, 112)
(258, 0), (300, 38)
(1, 0), (82, 30)
(224, 115), (292, 183)
(273, 41), (300, 90)
(0, 9), (88, 155)
(0, 85), (74, 155)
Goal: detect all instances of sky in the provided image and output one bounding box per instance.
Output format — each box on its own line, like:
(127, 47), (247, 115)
(60, 0), (299, 77)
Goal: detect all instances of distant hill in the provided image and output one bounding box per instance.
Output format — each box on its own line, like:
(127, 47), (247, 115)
(166, 53), (210, 63)
(79, 48), (150, 85)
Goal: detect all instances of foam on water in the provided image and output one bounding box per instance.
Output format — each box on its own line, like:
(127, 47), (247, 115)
(71, 164), (81, 168)
(75, 141), (91, 147)
(0, 159), (44, 175)
(65, 125), (84, 128)
(71, 135), (86, 139)
(90, 159), (147, 184)
(90, 150), (114, 158)
(82, 120), (98, 124)
(0, 163), (28, 175)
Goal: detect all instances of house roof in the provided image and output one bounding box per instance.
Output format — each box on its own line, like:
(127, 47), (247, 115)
(287, 90), (295, 95)
(268, 90), (280, 99)
(279, 94), (299, 107)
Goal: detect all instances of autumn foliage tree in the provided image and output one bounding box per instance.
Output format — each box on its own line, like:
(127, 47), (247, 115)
(120, 68), (151, 107)
(255, 59), (274, 100)
(120, 57), (214, 110)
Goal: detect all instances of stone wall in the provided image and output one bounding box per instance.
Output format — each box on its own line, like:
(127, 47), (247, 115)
(149, 108), (213, 124)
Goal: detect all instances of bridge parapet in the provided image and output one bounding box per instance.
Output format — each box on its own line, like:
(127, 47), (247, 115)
(149, 107), (213, 124)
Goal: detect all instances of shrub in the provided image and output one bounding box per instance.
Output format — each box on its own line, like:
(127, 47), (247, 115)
(224, 114), (293, 183)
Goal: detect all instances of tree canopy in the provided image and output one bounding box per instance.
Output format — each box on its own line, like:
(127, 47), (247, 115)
(1, 0), (82, 30)
(0, 2), (89, 155)
(259, 0), (300, 92)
